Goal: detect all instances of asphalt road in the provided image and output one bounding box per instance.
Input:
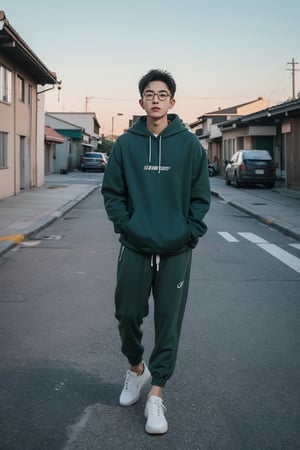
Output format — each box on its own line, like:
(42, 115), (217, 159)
(0, 184), (299, 450)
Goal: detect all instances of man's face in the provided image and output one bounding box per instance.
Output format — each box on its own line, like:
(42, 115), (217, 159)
(139, 80), (175, 120)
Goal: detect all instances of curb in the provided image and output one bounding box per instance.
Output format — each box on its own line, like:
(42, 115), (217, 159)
(211, 189), (300, 241)
(0, 234), (25, 243)
(0, 185), (99, 257)
(0, 239), (18, 255)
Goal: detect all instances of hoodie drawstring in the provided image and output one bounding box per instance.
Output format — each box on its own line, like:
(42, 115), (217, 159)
(148, 136), (152, 163)
(119, 245), (125, 262)
(148, 136), (162, 174)
(158, 137), (162, 174)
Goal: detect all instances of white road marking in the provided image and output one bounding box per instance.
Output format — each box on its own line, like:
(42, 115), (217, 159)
(289, 243), (300, 250)
(238, 232), (268, 244)
(218, 231), (300, 274)
(20, 240), (41, 247)
(218, 232), (239, 242)
(258, 243), (300, 274)
(237, 232), (300, 274)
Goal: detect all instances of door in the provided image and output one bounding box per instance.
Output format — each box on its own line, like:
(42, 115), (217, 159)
(20, 136), (30, 190)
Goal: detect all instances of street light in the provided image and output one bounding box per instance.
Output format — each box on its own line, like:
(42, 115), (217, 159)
(112, 113), (123, 140)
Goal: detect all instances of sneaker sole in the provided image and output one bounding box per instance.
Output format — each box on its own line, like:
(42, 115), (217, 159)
(145, 423), (168, 434)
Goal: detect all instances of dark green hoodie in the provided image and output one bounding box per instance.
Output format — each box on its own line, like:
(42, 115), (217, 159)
(101, 114), (210, 255)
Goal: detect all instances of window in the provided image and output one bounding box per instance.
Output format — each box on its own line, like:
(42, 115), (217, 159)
(0, 132), (8, 168)
(0, 65), (12, 103)
(237, 136), (244, 150)
(84, 152), (103, 158)
(244, 150), (272, 160)
(18, 75), (25, 102)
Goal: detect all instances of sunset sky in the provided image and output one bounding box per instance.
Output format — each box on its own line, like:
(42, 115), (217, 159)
(2, 0), (300, 136)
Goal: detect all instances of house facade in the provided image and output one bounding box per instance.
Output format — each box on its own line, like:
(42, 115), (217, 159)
(45, 112), (101, 173)
(190, 96), (300, 190)
(47, 112), (101, 150)
(0, 11), (58, 200)
(218, 98), (300, 190)
(45, 113), (85, 173)
(189, 98), (269, 166)
(44, 125), (64, 174)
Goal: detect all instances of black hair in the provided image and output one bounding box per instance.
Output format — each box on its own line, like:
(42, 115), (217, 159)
(138, 69), (176, 98)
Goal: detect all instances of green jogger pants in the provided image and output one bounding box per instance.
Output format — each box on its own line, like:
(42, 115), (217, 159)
(115, 246), (192, 387)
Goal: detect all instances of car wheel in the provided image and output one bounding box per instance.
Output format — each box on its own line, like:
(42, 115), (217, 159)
(264, 182), (275, 189)
(234, 173), (241, 188)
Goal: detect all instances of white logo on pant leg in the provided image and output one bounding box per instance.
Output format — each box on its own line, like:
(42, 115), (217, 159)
(177, 281), (184, 289)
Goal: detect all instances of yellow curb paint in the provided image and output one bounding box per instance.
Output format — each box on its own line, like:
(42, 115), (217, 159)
(0, 234), (25, 244)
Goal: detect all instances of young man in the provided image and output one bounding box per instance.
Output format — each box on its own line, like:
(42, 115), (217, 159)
(101, 69), (210, 434)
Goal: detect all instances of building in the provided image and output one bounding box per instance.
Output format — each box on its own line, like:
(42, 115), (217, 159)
(189, 98), (269, 165)
(0, 10), (59, 200)
(47, 112), (101, 150)
(218, 98), (300, 189)
(44, 125), (64, 174)
(45, 113), (86, 173)
(46, 112), (101, 172)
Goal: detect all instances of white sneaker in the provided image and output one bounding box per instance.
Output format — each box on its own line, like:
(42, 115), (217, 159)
(119, 362), (151, 406)
(144, 396), (168, 434)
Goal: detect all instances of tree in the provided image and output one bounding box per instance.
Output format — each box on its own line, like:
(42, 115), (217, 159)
(97, 135), (114, 156)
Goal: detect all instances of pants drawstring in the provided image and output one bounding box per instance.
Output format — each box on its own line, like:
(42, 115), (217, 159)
(156, 255), (160, 271)
(150, 254), (160, 271)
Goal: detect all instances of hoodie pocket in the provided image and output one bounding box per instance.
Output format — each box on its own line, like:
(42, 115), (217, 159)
(123, 210), (190, 254)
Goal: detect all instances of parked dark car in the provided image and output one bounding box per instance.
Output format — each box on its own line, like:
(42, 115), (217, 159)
(80, 152), (107, 172)
(224, 150), (276, 188)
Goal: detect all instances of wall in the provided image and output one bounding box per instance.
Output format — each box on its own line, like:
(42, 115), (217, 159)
(286, 116), (300, 190)
(0, 54), (39, 199)
(14, 69), (38, 191)
(36, 90), (45, 187)
(0, 55), (16, 198)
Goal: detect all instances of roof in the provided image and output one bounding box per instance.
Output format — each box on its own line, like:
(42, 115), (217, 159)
(46, 113), (85, 131)
(242, 97), (300, 122)
(44, 126), (64, 143)
(0, 11), (57, 85)
(219, 97), (300, 129)
(205, 98), (265, 116)
(47, 112), (101, 130)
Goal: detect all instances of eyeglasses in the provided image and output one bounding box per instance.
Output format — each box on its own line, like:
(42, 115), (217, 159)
(142, 91), (171, 101)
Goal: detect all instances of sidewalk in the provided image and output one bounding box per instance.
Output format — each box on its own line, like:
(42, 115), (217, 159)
(210, 176), (300, 241)
(0, 174), (300, 257)
(0, 174), (100, 256)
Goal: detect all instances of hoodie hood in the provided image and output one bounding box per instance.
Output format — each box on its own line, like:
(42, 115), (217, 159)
(127, 114), (188, 174)
(127, 114), (188, 139)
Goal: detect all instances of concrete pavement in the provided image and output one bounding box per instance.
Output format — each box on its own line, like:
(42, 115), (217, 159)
(0, 173), (100, 256)
(210, 176), (300, 241)
(0, 173), (299, 257)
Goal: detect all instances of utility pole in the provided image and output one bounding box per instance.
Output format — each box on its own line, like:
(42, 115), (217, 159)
(111, 113), (124, 140)
(85, 96), (93, 112)
(286, 58), (299, 99)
